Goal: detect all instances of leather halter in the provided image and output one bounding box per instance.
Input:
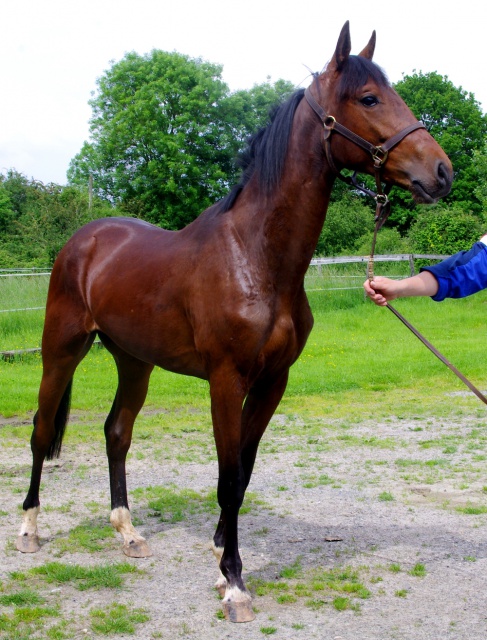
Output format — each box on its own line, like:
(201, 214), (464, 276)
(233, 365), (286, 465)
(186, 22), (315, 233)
(304, 81), (426, 225)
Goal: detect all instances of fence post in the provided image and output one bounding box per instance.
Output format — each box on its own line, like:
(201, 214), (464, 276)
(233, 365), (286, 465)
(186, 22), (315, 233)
(408, 254), (415, 276)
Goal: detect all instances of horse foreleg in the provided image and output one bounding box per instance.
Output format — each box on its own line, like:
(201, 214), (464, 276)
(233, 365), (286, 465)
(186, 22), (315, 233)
(103, 348), (154, 558)
(212, 372), (289, 599)
(210, 368), (255, 623)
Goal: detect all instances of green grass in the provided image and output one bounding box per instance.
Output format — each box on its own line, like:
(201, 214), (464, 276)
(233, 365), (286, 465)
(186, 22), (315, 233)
(52, 521), (115, 555)
(249, 564), (372, 612)
(378, 491), (395, 502)
(90, 603), (149, 635)
(408, 563), (427, 577)
(0, 589), (44, 607)
(0, 273), (49, 351)
(27, 561), (139, 590)
(133, 486), (219, 523)
(132, 485), (269, 523)
(0, 562), (147, 639)
(3, 284), (487, 422)
(260, 627), (278, 635)
(456, 504), (487, 515)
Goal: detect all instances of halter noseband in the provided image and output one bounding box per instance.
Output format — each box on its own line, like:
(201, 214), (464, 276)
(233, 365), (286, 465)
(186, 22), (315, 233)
(304, 81), (426, 225)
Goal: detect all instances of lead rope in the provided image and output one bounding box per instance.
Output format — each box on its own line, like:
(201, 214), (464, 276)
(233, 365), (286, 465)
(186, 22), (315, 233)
(368, 216), (487, 405)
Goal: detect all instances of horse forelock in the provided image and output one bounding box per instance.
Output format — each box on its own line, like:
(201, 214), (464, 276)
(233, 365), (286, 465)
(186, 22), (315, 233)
(336, 55), (390, 101)
(214, 89), (306, 214)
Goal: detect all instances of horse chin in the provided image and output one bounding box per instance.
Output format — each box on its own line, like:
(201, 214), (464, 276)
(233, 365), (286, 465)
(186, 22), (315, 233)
(409, 181), (440, 205)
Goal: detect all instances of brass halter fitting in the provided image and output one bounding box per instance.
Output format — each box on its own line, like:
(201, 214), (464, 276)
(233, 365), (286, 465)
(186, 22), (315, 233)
(372, 146), (388, 167)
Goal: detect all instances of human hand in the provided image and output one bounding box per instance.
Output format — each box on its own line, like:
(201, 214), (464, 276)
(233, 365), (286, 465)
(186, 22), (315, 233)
(363, 276), (400, 306)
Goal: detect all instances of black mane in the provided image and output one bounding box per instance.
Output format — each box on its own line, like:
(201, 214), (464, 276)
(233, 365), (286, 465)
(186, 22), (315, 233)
(214, 89), (306, 214)
(214, 56), (389, 214)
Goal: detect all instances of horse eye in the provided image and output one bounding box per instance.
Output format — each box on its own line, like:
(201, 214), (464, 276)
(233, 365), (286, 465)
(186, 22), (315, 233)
(360, 95), (379, 107)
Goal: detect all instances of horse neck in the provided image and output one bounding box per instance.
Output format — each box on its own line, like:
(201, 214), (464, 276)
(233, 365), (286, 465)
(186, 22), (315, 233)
(233, 102), (335, 291)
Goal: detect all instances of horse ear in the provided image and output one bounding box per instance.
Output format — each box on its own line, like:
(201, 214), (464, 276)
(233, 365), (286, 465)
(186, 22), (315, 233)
(332, 21), (352, 71)
(359, 31), (376, 60)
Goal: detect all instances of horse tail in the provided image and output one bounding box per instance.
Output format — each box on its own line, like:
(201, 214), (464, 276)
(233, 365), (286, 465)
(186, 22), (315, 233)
(42, 379), (73, 461)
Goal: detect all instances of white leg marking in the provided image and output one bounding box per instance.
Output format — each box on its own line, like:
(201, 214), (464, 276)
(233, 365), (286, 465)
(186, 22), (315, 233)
(211, 542), (227, 592)
(19, 506), (40, 537)
(110, 507), (146, 547)
(223, 585), (252, 605)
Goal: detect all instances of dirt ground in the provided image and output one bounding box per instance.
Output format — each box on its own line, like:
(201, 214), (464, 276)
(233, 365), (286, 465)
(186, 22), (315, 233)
(1, 410), (487, 639)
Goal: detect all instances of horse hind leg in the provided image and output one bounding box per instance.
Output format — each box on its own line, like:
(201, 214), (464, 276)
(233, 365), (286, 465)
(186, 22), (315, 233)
(17, 330), (96, 553)
(101, 337), (154, 558)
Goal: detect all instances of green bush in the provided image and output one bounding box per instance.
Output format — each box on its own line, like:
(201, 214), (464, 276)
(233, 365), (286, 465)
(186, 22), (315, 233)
(408, 206), (485, 255)
(315, 196), (374, 256)
(354, 227), (411, 256)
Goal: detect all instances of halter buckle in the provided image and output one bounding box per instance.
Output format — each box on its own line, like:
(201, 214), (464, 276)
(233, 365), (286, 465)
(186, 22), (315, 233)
(372, 146), (388, 167)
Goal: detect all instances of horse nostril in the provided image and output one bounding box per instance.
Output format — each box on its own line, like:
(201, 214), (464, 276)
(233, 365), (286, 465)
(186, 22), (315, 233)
(437, 161), (452, 191)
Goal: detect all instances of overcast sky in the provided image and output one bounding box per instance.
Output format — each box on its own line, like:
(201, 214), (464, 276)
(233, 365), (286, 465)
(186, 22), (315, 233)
(2, 0), (486, 185)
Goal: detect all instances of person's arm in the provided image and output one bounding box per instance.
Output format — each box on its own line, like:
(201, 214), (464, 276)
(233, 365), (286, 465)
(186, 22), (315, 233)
(364, 237), (487, 306)
(420, 240), (487, 301)
(364, 271), (439, 306)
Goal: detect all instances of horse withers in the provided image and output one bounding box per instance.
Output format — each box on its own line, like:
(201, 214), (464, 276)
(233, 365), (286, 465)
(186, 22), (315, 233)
(16, 22), (452, 622)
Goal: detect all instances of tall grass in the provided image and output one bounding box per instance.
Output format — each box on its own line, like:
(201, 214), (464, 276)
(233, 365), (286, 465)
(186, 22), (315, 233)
(0, 274), (49, 351)
(0, 262), (420, 353)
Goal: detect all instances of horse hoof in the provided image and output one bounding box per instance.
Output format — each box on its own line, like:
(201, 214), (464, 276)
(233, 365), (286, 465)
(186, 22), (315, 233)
(122, 539), (152, 558)
(16, 533), (41, 553)
(222, 599), (256, 623)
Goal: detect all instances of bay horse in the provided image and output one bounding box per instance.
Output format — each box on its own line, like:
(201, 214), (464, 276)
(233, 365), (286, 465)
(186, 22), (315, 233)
(16, 22), (452, 622)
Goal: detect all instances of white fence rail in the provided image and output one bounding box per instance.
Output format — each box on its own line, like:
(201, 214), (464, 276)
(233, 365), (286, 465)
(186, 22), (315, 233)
(0, 254), (447, 357)
(0, 254), (447, 314)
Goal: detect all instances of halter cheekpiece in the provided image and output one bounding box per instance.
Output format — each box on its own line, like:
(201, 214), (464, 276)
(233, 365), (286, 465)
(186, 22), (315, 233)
(304, 79), (426, 226)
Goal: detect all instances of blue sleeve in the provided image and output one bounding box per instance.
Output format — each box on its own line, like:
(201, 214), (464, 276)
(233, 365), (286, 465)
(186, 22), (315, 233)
(420, 242), (487, 301)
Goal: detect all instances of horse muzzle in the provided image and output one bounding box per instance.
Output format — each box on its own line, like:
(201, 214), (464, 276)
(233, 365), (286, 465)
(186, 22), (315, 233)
(410, 159), (453, 204)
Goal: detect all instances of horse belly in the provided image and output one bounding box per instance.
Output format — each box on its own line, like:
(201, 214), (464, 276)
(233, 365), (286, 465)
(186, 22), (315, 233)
(93, 297), (207, 378)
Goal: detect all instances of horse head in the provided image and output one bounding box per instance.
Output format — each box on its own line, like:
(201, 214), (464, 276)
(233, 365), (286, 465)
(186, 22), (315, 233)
(309, 21), (453, 203)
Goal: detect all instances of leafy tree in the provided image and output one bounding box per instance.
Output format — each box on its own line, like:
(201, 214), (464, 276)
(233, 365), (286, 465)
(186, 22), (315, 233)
(222, 79), (295, 151)
(389, 71), (487, 230)
(0, 181), (14, 234)
(0, 171), (117, 267)
(472, 143), (487, 212)
(68, 51), (294, 229)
